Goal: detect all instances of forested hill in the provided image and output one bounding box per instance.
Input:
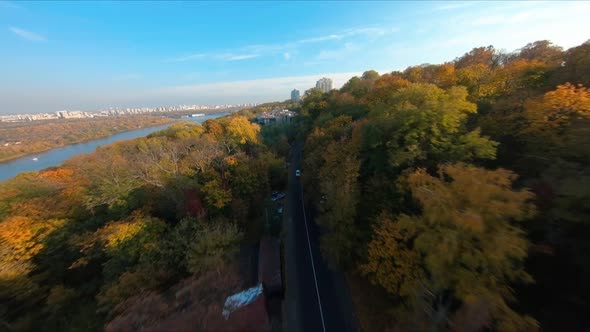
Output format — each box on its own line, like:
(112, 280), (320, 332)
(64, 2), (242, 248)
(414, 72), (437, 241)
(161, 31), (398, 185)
(1, 38), (589, 332)
(0, 116), (288, 331)
(297, 40), (590, 331)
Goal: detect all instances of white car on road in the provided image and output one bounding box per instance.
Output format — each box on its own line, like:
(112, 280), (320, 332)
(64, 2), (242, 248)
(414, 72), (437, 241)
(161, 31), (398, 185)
(295, 169), (301, 177)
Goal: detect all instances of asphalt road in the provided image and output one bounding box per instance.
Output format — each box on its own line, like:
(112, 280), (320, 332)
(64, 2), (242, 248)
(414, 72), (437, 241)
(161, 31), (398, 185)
(284, 143), (359, 332)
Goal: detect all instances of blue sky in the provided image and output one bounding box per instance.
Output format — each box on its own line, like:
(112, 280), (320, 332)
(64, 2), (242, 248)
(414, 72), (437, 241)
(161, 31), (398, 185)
(1, 1), (589, 114)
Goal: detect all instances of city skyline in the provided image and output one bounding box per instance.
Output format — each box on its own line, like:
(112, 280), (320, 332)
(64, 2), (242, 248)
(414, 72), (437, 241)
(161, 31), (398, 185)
(315, 77), (333, 93)
(291, 89), (300, 103)
(0, 102), (256, 121)
(0, 73), (339, 116)
(1, 1), (589, 114)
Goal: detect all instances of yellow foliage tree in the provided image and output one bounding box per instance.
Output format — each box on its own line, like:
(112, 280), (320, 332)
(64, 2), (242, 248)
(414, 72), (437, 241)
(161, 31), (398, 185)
(522, 83), (590, 157)
(363, 163), (537, 331)
(226, 116), (260, 145)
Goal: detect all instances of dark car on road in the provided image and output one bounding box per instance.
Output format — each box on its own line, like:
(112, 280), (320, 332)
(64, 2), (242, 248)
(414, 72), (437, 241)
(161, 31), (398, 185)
(271, 191), (286, 201)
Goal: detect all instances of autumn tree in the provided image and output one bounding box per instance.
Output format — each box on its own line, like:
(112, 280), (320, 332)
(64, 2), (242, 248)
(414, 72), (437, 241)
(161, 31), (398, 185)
(521, 83), (590, 155)
(454, 46), (505, 69)
(477, 59), (549, 100)
(149, 121), (205, 139)
(316, 138), (361, 267)
(367, 74), (411, 106)
(363, 163), (537, 331)
(403, 64), (458, 89)
(341, 70), (381, 99)
(71, 212), (167, 282)
(303, 115), (354, 202)
(225, 116), (261, 145)
(456, 64), (493, 101)
(364, 84), (497, 172)
(69, 145), (142, 209)
(556, 40), (590, 86)
(515, 40), (563, 66)
(301, 87), (328, 120)
(517, 83), (590, 239)
(186, 220), (242, 275)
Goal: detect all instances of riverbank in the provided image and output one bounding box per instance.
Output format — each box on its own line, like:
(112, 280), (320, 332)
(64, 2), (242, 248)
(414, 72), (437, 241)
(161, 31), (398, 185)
(0, 113), (227, 182)
(0, 115), (176, 163)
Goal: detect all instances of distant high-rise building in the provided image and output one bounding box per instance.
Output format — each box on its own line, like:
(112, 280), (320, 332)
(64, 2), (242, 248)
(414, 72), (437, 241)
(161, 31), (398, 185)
(291, 89), (301, 102)
(315, 77), (333, 93)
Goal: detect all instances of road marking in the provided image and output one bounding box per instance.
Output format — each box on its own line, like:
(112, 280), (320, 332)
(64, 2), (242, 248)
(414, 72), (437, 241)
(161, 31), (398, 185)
(300, 183), (327, 332)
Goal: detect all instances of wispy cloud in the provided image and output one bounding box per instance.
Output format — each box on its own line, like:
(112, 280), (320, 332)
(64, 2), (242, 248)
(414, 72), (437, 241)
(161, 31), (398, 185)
(165, 52), (258, 62)
(165, 25), (398, 63)
(316, 42), (359, 61)
(0, 1), (24, 10)
(297, 27), (396, 44)
(152, 69), (395, 105)
(470, 1), (590, 27)
(157, 71), (364, 99)
(224, 54), (259, 61)
(435, 2), (475, 11)
(471, 14), (503, 26)
(434, 1), (590, 53)
(166, 53), (206, 62)
(9, 26), (46, 42)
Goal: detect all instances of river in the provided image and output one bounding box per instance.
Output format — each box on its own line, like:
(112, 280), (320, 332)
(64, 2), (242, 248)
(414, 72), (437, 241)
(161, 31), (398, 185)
(0, 113), (227, 182)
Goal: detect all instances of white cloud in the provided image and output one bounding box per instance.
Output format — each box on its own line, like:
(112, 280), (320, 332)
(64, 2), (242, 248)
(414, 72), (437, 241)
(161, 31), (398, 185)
(297, 34), (343, 44)
(435, 2), (475, 11)
(166, 52), (258, 62)
(155, 71), (366, 103)
(9, 26), (46, 42)
(224, 54), (259, 61)
(297, 27), (394, 44)
(471, 14), (503, 26)
(166, 53), (206, 62)
(316, 42), (360, 61)
(165, 25), (398, 63)
(470, 1), (590, 27)
(0, 1), (24, 10)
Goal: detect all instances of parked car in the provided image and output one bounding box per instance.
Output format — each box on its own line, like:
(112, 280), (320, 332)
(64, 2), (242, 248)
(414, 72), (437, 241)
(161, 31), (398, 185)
(271, 192), (286, 202)
(295, 169), (301, 177)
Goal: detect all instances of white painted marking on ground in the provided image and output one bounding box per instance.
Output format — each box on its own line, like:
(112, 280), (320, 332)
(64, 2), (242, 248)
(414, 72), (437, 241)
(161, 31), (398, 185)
(300, 183), (326, 332)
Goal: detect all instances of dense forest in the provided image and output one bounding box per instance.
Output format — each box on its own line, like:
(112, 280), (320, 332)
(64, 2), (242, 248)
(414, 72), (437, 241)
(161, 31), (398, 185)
(296, 39), (590, 331)
(1, 38), (589, 332)
(0, 115), (175, 162)
(0, 116), (286, 331)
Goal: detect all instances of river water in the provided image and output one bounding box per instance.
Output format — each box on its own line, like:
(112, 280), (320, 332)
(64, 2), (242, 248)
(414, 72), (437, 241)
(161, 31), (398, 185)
(0, 113), (227, 182)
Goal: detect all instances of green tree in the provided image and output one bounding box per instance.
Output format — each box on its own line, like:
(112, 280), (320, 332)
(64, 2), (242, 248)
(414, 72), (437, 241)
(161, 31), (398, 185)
(341, 70), (381, 99)
(557, 40), (590, 86)
(202, 179), (232, 210)
(186, 221), (242, 275)
(365, 84), (497, 172)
